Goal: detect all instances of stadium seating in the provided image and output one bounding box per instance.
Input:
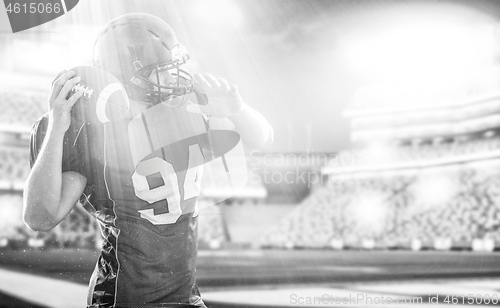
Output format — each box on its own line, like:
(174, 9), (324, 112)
(259, 158), (500, 250)
(0, 146), (30, 188)
(197, 201), (229, 249)
(0, 91), (46, 132)
(348, 133), (500, 168)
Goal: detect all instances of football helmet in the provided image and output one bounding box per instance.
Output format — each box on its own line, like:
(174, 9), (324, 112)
(93, 13), (194, 107)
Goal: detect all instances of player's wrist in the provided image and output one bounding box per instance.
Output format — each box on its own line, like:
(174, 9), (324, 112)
(47, 119), (69, 137)
(228, 101), (248, 120)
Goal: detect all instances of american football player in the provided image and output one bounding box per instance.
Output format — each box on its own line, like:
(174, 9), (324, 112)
(23, 13), (273, 308)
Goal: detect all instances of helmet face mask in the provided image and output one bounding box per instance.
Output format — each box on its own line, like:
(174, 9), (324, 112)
(93, 14), (195, 108)
(132, 50), (194, 107)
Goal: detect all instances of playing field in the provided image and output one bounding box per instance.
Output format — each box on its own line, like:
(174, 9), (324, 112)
(0, 248), (499, 307)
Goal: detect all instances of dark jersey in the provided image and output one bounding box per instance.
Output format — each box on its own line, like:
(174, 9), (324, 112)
(30, 103), (211, 308)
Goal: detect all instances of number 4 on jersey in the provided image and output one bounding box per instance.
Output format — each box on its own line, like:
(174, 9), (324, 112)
(132, 144), (204, 225)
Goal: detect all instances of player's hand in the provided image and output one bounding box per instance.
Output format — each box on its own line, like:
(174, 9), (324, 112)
(47, 70), (83, 133)
(186, 73), (244, 118)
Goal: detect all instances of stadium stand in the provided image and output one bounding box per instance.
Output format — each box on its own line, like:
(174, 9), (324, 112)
(197, 201), (229, 249)
(0, 91), (46, 133)
(0, 146), (31, 190)
(259, 162), (500, 250)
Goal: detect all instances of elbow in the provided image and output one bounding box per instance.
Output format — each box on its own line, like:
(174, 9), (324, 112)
(23, 218), (56, 232)
(22, 206), (57, 232)
(28, 225), (54, 232)
(23, 189), (58, 231)
(251, 126), (274, 150)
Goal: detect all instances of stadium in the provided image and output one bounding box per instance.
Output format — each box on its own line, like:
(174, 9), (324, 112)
(1, 0), (500, 307)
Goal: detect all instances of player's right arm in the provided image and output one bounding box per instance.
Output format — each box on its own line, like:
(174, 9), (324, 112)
(23, 70), (86, 232)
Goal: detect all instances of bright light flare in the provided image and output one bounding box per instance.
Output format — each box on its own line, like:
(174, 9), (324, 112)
(411, 172), (457, 212)
(64, 24), (102, 67)
(11, 24), (99, 74)
(194, 0), (243, 28)
(348, 191), (388, 234)
(363, 142), (396, 165)
(344, 22), (494, 85)
(13, 39), (62, 72)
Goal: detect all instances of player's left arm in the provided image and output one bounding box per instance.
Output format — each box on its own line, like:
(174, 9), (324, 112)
(187, 73), (273, 150)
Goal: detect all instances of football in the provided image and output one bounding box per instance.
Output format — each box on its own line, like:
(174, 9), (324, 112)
(67, 66), (129, 125)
